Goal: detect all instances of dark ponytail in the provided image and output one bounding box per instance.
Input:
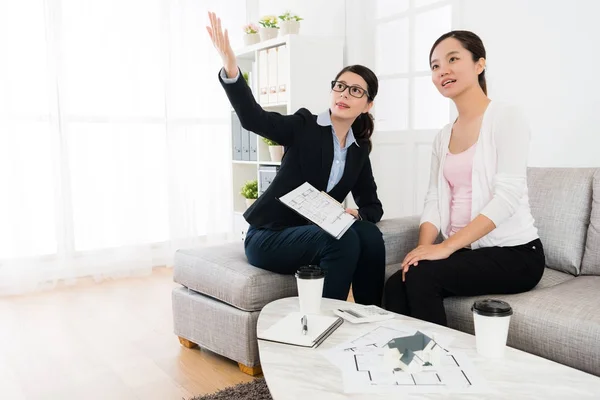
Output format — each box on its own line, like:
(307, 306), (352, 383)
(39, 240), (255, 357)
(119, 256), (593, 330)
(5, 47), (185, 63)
(351, 112), (375, 153)
(478, 68), (487, 96)
(334, 65), (378, 153)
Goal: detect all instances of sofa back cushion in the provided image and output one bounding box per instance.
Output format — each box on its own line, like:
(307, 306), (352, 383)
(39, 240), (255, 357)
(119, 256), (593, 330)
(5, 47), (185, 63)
(582, 169), (600, 275)
(527, 168), (596, 276)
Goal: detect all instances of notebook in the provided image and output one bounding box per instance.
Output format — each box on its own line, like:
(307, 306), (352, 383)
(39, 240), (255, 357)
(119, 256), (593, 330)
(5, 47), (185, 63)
(277, 182), (356, 239)
(258, 312), (344, 348)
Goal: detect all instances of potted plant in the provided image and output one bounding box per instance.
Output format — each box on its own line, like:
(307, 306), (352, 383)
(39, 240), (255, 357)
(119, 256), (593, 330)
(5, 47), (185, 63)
(263, 137), (284, 162)
(278, 11), (302, 35)
(258, 15), (279, 41)
(240, 179), (258, 208)
(242, 23), (260, 46)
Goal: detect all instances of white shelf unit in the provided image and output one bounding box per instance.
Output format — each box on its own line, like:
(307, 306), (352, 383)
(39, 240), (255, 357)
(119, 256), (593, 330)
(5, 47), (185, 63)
(229, 34), (344, 239)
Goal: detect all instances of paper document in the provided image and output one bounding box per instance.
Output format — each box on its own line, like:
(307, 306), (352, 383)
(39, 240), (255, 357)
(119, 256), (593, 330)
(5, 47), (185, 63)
(278, 182), (355, 239)
(323, 321), (489, 395)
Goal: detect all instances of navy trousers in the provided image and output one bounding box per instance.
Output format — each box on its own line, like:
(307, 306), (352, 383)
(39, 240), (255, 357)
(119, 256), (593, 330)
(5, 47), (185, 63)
(244, 220), (386, 306)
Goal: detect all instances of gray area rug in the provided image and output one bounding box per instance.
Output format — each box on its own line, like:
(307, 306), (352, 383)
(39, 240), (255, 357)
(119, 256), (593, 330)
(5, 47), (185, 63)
(189, 378), (272, 400)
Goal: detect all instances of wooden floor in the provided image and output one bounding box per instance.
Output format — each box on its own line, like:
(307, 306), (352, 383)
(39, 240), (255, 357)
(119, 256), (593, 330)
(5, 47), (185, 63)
(0, 267), (257, 400)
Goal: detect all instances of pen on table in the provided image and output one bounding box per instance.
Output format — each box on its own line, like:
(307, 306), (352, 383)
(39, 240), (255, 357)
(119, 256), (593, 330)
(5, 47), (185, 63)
(301, 315), (308, 335)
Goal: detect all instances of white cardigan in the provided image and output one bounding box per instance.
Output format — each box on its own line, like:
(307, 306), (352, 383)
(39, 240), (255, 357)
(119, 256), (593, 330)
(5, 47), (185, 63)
(420, 101), (539, 249)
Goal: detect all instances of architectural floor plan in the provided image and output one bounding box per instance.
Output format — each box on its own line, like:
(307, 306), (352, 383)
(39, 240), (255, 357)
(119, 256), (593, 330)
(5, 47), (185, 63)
(324, 324), (488, 394)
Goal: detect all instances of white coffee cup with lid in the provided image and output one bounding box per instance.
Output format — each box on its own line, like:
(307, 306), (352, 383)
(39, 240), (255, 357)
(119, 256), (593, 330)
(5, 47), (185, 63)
(295, 265), (325, 315)
(472, 299), (513, 358)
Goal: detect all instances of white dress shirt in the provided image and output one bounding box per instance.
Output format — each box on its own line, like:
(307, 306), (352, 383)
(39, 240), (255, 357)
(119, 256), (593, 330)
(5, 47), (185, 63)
(315, 110), (358, 192)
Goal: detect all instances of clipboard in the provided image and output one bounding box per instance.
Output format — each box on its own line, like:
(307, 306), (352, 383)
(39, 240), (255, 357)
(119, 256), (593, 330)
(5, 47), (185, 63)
(277, 182), (356, 239)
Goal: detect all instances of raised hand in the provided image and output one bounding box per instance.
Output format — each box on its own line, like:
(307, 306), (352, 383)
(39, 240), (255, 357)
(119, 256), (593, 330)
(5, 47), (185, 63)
(206, 11), (238, 78)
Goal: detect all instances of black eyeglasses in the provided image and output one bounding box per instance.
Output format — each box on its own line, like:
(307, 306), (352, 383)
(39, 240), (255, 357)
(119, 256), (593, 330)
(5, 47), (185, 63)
(331, 81), (370, 99)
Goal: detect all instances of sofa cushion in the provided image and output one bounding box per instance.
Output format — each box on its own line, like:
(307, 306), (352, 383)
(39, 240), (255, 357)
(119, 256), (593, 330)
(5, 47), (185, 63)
(582, 169), (600, 275)
(444, 267), (574, 332)
(173, 242), (297, 312)
(528, 168), (596, 276)
(385, 263), (402, 282)
(378, 216), (420, 266)
(444, 275), (600, 377)
(531, 267), (575, 289)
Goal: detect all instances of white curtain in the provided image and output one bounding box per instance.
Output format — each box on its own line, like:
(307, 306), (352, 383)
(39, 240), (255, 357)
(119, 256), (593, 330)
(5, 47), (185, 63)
(0, 0), (245, 295)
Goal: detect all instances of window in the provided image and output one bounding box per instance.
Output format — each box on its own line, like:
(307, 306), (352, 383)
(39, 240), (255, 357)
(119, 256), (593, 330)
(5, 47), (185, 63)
(0, 0), (244, 294)
(371, 0), (454, 218)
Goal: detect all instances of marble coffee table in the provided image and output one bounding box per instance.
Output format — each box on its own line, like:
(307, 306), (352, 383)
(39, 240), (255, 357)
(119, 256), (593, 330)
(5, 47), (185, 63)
(257, 297), (600, 399)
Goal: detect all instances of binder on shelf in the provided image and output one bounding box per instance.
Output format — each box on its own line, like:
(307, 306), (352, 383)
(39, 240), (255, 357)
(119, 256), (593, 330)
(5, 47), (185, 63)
(258, 49), (269, 104)
(277, 44), (288, 103)
(231, 112), (242, 160)
(249, 132), (258, 161)
(241, 127), (250, 161)
(267, 47), (278, 104)
(258, 312), (343, 348)
(258, 164), (279, 194)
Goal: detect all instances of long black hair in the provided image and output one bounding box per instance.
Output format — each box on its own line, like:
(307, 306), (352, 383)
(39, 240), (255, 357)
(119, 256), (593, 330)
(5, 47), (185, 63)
(333, 65), (378, 153)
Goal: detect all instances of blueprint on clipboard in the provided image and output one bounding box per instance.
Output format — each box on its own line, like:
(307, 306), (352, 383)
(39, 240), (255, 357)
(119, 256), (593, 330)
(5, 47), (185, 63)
(278, 182), (355, 239)
(323, 321), (489, 395)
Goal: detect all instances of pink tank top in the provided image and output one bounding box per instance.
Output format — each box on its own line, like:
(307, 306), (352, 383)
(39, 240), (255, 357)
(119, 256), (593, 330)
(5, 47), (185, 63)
(443, 143), (476, 236)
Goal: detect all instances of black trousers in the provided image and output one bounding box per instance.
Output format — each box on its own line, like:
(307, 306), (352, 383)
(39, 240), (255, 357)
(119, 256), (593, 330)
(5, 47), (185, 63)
(244, 220), (386, 306)
(383, 238), (545, 326)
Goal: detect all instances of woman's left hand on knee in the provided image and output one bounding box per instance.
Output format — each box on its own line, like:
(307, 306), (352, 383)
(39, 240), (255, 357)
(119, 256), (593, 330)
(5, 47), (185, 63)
(401, 244), (454, 281)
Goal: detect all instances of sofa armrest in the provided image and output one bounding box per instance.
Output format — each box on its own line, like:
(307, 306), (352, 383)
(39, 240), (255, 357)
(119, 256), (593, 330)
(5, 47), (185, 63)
(377, 216), (421, 265)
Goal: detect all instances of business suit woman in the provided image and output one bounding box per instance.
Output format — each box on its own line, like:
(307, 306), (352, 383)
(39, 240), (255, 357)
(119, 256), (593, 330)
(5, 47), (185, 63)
(207, 12), (385, 305)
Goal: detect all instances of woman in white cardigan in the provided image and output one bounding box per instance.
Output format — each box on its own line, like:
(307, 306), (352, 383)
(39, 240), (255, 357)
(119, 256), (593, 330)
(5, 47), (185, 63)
(383, 31), (546, 326)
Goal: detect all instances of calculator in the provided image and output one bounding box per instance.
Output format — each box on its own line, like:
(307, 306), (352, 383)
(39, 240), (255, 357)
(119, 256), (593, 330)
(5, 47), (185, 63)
(333, 305), (395, 324)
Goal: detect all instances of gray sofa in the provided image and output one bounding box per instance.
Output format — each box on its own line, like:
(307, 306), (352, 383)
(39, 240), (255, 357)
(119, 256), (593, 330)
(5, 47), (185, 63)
(172, 167), (600, 377)
(380, 167), (600, 377)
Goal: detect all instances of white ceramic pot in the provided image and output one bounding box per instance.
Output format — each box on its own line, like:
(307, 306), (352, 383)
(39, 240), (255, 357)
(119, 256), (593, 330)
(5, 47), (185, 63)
(268, 145), (284, 162)
(245, 198), (256, 208)
(243, 33), (260, 46)
(259, 27), (278, 41)
(279, 20), (300, 35)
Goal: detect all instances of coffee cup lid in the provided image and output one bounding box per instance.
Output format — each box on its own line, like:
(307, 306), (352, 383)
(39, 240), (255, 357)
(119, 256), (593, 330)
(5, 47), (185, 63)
(472, 299), (513, 317)
(295, 265), (325, 279)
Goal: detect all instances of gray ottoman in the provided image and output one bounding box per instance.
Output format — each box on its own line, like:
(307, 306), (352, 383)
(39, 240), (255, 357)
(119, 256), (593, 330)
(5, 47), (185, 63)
(172, 241), (297, 375)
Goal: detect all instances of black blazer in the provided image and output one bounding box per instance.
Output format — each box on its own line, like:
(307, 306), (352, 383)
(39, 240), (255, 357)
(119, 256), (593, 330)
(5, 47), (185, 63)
(220, 69), (384, 230)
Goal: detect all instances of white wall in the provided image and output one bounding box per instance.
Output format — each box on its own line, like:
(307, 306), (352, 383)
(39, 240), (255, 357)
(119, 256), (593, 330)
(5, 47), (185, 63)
(237, 1), (600, 222)
(251, 0), (375, 67)
(245, 2), (600, 168)
(457, 0), (600, 167)
(256, 0), (346, 38)
(343, 0), (376, 67)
